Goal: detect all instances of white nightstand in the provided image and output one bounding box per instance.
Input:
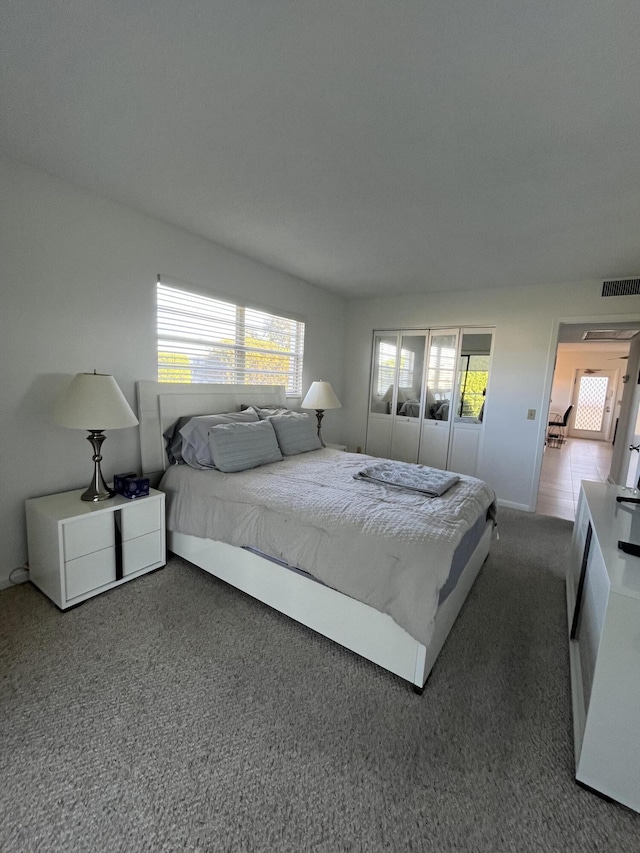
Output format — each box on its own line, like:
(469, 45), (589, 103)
(26, 488), (166, 609)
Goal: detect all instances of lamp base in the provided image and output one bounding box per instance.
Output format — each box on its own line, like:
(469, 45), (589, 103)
(81, 484), (113, 502)
(81, 431), (114, 502)
(315, 409), (326, 447)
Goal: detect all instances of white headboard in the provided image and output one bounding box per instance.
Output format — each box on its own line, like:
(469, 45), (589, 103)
(137, 381), (288, 482)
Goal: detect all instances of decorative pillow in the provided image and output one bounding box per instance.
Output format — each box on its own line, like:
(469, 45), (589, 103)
(179, 410), (260, 469)
(268, 411), (322, 456)
(241, 404), (291, 420)
(208, 420), (283, 473)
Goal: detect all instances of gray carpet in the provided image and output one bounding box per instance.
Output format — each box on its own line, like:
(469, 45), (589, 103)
(1, 509), (638, 852)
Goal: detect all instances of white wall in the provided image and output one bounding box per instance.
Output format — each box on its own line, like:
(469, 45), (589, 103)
(343, 286), (640, 510)
(0, 158), (347, 589)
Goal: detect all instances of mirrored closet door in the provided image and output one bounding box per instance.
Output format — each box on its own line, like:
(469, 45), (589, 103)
(367, 331), (427, 462)
(448, 329), (493, 476)
(366, 327), (494, 476)
(418, 329), (458, 469)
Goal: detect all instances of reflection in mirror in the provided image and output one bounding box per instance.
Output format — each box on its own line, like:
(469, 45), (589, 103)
(395, 334), (425, 417)
(424, 333), (457, 421)
(456, 333), (492, 422)
(371, 333), (426, 416)
(370, 334), (398, 414)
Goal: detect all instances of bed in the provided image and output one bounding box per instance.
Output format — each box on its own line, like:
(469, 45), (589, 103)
(137, 380), (496, 692)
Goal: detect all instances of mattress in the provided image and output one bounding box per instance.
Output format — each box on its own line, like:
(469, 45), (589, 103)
(243, 509), (488, 607)
(160, 448), (496, 647)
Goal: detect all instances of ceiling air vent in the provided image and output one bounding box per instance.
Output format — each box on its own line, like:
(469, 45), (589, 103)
(582, 329), (639, 341)
(601, 278), (640, 297)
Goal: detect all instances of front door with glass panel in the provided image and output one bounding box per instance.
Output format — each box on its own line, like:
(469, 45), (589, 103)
(570, 369), (618, 441)
(418, 330), (458, 469)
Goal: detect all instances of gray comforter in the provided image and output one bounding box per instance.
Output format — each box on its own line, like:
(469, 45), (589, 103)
(160, 449), (496, 647)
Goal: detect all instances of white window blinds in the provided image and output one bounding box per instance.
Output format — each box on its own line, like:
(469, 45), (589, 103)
(157, 279), (305, 396)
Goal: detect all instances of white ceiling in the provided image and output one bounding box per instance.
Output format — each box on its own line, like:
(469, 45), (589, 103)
(2, 0), (640, 298)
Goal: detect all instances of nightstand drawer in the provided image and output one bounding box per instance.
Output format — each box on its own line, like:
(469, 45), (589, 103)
(123, 531), (164, 576)
(65, 547), (115, 599)
(63, 514), (113, 561)
(120, 499), (162, 540)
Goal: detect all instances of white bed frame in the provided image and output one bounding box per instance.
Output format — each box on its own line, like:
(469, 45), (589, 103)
(137, 380), (492, 692)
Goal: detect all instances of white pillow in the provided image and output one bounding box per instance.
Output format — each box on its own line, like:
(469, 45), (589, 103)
(208, 420), (283, 473)
(268, 411), (322, 456)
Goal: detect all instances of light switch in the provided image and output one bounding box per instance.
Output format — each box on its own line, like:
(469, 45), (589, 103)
(527, 409), (536, 420)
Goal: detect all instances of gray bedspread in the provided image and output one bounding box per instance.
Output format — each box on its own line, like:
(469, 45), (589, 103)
(160, 449), (496, 647)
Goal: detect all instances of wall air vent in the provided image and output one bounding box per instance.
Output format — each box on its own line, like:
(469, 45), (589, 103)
(601, 278), (640, 297)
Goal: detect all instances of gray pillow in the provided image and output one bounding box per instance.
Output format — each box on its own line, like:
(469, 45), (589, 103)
(268, 411), (322, 456)
(163, 416), (193, 465)
(242, 404), (291, 420)
(179, 410), (260, 469)
(208, 420), (283, 473)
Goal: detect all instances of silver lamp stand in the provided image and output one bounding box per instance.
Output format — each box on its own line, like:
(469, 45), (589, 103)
(82, 430), (113, 501)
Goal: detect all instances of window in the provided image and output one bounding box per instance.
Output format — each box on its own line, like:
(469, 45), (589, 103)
(157, 281), (305, 396)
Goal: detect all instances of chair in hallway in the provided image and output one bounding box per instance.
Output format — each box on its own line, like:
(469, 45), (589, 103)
(547, 405), (573, 447)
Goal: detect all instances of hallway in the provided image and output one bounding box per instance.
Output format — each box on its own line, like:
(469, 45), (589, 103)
(536, 437), (613, 521)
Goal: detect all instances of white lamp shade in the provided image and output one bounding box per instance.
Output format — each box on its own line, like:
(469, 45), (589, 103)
(301, 381), (342, 410)
(53, 373), (139, 430)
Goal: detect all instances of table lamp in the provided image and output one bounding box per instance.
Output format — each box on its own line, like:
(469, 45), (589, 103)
(53, 371), (139, 501)
(301, 380), (342, 446)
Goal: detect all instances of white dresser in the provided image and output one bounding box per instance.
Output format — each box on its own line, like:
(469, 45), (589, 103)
(26, 488), (166, 609)
(567, 481), (640, 812)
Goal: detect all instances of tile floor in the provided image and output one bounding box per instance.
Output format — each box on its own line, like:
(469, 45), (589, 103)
(536, 437), (613, 521)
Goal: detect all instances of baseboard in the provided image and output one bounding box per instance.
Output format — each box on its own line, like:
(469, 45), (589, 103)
(496, 499), (533, 512)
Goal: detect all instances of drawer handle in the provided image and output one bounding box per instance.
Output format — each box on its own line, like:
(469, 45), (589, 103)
(570, 522), (592, 641)
(114, 510), (123, 580)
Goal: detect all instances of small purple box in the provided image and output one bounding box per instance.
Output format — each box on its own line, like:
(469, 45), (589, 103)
(113, 472), (150, 499)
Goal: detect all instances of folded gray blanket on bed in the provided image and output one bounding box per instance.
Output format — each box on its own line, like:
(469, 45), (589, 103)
(354, 460), (460, 497)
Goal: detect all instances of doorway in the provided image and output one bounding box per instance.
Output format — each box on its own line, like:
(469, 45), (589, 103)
(536, 323), (635, 519)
